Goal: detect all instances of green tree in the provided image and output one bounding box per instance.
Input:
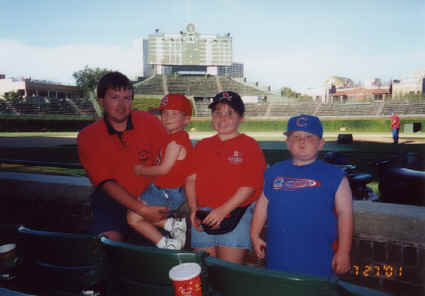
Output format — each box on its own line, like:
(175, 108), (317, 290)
(280, 87), (312, 101)
(3, 90), (23, 102)
(73, 66), (112, 97)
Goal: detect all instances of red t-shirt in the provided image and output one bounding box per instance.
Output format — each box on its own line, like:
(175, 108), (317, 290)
(77, 110), (167, 197)
(391, 114), (400, 129)
(190, 133), (266, 208)
(154, 130), (193, 189)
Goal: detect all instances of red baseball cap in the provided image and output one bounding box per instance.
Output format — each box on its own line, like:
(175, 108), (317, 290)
(159, 93), (192, 116)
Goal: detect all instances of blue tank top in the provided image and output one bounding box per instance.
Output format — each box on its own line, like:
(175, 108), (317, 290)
(263, 159), (344, 277)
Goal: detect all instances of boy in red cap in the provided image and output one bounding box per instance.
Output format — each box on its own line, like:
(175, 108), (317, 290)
(127, 93), (193, 250)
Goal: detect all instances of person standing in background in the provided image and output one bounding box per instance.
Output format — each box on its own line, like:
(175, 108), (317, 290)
(391, 111), (401, 144)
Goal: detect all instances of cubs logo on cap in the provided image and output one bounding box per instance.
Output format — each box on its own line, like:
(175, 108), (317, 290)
(159, 93), (192, 116)
(285, 114), (323, 138)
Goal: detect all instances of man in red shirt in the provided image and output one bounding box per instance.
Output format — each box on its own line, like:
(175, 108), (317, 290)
(391, 111), (401, 144)
(78, 72), (168, 241)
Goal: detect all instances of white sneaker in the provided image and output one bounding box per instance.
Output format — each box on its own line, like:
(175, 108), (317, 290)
(163, 238), (183, 250)
(170, 218), (187, 247)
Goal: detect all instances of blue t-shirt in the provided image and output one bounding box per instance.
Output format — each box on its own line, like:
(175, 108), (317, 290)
(263, 159), (344, 277)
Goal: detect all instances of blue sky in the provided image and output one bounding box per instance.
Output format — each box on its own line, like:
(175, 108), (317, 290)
(1, 0), (424, 92)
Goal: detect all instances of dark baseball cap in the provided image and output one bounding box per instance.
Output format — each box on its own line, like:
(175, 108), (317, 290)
(208, 91), (245, 116)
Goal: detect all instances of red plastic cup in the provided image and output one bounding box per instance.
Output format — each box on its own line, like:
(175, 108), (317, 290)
(169, 262), (202, 296)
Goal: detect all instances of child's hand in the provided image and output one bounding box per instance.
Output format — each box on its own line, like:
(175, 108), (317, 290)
(251, 236), (266, 259)
(190, 210), (203, 232)
(331, 251), (351, 274)
(203, 207), (228, 229)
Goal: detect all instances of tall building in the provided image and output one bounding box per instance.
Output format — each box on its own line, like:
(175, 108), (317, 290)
(217, 62), (244, 78)
(142, 39), (154, 78)
(143, 24), (232, 76)
(392, 71), (425, 97)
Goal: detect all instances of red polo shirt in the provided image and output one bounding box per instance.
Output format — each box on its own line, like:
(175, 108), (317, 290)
(77, 110), (167, 197)
(391, 113), (400, 129)
(154, 130), (193, 189)
(190, 133), (266, 208)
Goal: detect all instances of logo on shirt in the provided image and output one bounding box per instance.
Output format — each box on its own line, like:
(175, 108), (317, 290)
(228, 150), (243, 164)
(272, 177), (285, 189)
(272, 176), (320, 190)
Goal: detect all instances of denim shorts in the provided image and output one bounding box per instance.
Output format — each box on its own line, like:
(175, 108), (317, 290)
(191, 202), (255, 250)
(139, 183), (186, 211)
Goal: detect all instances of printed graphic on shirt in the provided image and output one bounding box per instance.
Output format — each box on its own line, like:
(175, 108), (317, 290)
(272, 176), (321, 190)
(228, 150), (243, 164)
(138, 150), (153, 163)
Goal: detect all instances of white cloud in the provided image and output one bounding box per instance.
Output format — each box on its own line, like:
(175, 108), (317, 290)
(0, 39), (143, 85)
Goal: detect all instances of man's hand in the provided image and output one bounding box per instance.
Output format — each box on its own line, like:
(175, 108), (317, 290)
(331, 251), (351, 274)
(134, 164), (145, 176)
(139, 204), (169, 223)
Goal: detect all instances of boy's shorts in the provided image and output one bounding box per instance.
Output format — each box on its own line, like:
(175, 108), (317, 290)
(90, 187), (130, 235)
(191, 202), (255, 250)
(139, 183), (186, 211)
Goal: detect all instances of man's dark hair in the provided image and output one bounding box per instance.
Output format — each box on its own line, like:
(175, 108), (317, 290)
(97, 71), (133, 99)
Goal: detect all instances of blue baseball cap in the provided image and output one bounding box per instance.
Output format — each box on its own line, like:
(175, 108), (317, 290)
(285, 114), (323, 138)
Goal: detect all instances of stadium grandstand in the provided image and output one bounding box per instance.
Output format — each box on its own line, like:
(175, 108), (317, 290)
(0, 75), (96, 117)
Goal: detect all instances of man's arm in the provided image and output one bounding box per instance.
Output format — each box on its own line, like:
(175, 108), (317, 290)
(332, 176), (353, 274)
(134, 141), (181, 176)
(102, 181), (168, 222)
(250, 193), (268, 259)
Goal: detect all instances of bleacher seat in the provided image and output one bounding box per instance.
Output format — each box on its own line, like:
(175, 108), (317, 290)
(203, 256), (391, 296)
(100, 236), (205, 296)
(15, 226), (105, 295)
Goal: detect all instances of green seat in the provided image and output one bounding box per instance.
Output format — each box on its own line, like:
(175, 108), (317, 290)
(204, 256), (392, 296)
(100, 236), (206, 296)
(16, 225), (105, 295)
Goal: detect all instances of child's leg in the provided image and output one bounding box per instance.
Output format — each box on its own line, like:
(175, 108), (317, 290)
(161, 187), (187, 246)
(216, 246), (247, 264)
(126, 210), (163, 244)
(127, 211), (184, 250)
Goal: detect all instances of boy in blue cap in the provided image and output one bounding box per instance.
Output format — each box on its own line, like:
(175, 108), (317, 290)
(251, 114), (353, 278)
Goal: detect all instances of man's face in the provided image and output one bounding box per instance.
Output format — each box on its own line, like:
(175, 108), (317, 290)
(286, 130), (325, 165)
(98, 88), (132, 126)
